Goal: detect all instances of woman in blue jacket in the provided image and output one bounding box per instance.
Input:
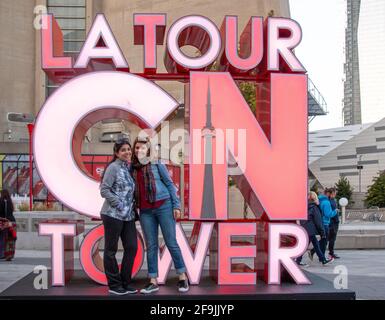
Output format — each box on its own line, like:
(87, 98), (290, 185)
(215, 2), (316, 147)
(131, 137), (189, 294)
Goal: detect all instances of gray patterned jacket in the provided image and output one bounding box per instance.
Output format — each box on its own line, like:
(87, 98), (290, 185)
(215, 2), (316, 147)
(100, 159), (135, 221)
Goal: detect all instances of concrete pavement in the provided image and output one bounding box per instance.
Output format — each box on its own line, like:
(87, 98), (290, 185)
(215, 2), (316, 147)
(1, 249), (384, 299)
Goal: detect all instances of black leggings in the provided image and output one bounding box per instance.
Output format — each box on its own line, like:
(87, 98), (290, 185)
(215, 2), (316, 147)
(101, 214), (138, 289)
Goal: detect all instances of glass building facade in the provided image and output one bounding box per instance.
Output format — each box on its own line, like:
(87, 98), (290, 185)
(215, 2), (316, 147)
(344, 0), (385, 126)
(343, 0), (362, 126)
(358, 0), (385, 124)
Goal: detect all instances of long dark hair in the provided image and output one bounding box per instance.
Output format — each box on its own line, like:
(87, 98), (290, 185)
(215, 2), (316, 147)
(131, 136), (152, 169)
(0, 189), (14, 212)
(100, 138), (132, 181)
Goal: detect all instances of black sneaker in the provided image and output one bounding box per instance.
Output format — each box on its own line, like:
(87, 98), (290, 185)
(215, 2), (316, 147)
(322, 258), (334, 266)
(329, 253), (340, 259)
(177, 279), (189, 292)
(123, 285), (138, 294)
(140, 282), (159, 294)
(108, 287), (129, 295)
(297, 262), (309, 268)
(308, 251), (314, 261)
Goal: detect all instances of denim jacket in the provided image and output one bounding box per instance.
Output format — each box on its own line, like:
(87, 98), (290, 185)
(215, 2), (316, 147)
(139, 162), (181, 210)
(100, 159), (135, 221)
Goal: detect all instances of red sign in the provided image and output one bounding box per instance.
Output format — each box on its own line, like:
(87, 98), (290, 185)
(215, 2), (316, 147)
(35, 13), (310, 287)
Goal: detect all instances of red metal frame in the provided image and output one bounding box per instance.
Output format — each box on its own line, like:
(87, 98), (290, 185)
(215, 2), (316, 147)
(132, 73), (269, 82)
(27, 124), (34, 211)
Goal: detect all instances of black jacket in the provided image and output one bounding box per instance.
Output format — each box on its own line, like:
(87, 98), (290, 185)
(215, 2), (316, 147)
(329, 198), (340, 225)
(300, 202), (325, 237)
(0, 199), (15, 222)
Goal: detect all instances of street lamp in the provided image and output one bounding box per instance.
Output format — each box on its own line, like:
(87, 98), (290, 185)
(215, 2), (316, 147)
(339, 197), (349, 224)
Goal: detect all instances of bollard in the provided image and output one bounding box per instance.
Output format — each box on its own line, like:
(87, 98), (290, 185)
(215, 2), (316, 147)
(339, 197), (349, 224)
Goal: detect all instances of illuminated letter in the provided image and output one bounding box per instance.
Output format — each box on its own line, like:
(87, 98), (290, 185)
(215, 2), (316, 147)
(189, 72), (308, 220)
(134, 14), (166, 73)
(165, 15), (221, 73)
(268, 223), (310, 284)
(74, 14), (129, 70)
(33, 71), (178, 218)
(267, 18), (305, 72)
(79, 224), (144, 285)
(157, 222), (214, 284)
(39, 223), (76, 286)
(41, 14), (72, 70)
(219, 16), (263, 73)
(215, 222), (256, 285)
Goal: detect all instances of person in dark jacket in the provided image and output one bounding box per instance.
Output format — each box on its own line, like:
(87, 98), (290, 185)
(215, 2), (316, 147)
(0, 189), (17, 261)
(309, 188), (337, 260)
(99, 139), (138, 296)
(296, 191), (333, 266)
(328, 188), (340, 259)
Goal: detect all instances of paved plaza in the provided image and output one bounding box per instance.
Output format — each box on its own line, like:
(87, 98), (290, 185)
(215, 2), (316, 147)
(1, 249), (384, 299)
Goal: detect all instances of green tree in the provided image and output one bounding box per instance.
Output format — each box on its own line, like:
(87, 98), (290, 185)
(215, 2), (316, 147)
(238, 82), (256, 113)
(335, 176), (354, 204)
(365, 171), (385, 208)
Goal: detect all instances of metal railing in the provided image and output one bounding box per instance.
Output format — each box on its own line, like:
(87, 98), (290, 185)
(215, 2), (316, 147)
(346, 208), (385, 222)
(308, 78), (328, 114)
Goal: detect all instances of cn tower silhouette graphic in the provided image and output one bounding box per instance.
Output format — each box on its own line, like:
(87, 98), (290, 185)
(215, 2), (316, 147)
(200, 79), (216, 219)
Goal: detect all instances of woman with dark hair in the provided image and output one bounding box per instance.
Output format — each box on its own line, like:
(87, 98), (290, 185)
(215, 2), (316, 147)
(0, 189), (17, 261)
(99, 138), (138, 295)
(131, 137), (189, 294)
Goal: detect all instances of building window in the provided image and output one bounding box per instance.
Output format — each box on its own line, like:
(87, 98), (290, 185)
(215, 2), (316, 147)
(46, 0), (86, 97)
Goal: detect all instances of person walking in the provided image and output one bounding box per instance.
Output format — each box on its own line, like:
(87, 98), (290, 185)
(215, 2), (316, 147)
(328, 187), (340, 259)
(310, 188), (337, 261)
(131, 137), (189, 294)
(296, 191), (333, 266)
(0, 189), (17, 261)
(100, 138), (138, 295)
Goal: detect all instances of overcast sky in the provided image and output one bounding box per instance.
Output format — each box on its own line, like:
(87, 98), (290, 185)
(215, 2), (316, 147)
(289, 0), (346, 131)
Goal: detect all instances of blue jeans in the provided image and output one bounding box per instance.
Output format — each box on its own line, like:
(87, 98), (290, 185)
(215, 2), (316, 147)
(319, 225), (329, 258)
(298, 235), (326, 263)
(139, 198), (186, 278)
(310, 225), (329, 262)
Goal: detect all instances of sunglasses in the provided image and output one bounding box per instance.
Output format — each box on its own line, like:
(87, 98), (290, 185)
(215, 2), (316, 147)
(136, 137), (150, 143)
(116, 138), (131, 145)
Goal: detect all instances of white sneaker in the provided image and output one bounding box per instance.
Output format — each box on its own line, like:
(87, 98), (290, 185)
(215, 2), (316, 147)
(140, 282), (160, 294)
(177, 279), (190, 292)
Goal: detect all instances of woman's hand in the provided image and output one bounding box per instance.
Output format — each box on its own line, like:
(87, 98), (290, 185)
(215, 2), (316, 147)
(117, 202), (124, 211)
(173, 209), (182, 220)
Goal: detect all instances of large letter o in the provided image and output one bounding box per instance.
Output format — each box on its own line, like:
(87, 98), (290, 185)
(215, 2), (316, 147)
(79, 224), (145, 285)
(33, 71), (178, 218)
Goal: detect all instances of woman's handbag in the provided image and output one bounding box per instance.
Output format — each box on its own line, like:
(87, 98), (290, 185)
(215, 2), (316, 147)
(8, 226), (17, 240)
